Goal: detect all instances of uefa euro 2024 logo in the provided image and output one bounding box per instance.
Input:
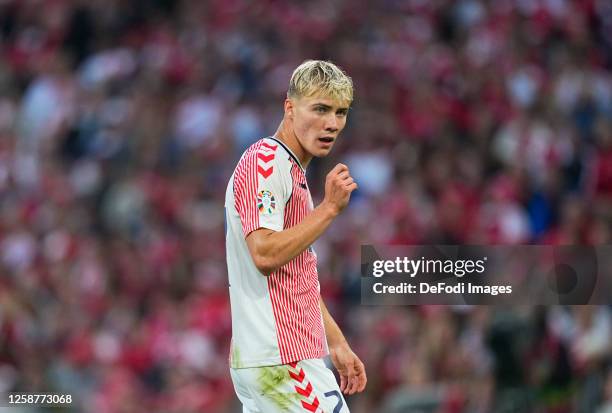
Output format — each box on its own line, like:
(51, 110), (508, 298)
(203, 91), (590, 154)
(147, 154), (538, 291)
(257, 190), (276, 215)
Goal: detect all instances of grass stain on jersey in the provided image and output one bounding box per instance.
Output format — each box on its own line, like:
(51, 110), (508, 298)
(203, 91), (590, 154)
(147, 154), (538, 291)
(231, 344), (243, 368)
(257, 366), (300, 410)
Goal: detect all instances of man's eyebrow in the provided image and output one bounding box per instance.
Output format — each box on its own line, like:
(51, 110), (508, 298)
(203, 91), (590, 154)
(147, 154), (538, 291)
(311, 103), (350, 111)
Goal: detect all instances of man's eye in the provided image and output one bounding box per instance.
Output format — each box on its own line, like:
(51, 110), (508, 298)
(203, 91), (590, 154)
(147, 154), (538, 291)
(316, 107), (327, 113)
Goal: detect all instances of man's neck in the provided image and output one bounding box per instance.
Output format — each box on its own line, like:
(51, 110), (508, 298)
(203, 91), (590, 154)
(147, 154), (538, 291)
(274, 121), (312, 169)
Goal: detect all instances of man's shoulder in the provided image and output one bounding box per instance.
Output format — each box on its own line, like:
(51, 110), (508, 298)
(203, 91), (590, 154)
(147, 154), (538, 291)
(241, 137), (282, 157)
(235, 137), (291, 178)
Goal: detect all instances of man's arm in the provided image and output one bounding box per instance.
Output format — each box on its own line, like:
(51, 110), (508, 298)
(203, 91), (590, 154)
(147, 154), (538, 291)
(246, 163), (356, 275)
(320, 296), (367, 395)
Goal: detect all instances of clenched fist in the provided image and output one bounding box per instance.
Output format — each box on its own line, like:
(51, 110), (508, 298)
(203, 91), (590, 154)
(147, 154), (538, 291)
(323, 163), (358, 215)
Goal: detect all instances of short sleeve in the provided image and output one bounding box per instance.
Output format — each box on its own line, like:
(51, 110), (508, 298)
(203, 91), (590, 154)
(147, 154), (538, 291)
(233, 142), (289, 237)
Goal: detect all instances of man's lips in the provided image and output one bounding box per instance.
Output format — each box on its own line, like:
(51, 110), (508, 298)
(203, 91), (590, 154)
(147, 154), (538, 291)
(318, 137), (334, 143)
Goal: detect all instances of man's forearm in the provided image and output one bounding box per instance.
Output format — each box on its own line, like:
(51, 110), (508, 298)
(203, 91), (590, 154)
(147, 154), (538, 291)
(247, 201), (339, 274)
(320, 296), (348, 348)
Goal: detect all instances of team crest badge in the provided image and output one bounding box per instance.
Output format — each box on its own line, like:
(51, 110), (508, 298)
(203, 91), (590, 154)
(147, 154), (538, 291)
(257, 190), (276, 215)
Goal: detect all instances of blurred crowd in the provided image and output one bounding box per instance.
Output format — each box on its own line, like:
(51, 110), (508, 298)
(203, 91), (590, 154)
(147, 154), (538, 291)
(0, 0), (611, 412)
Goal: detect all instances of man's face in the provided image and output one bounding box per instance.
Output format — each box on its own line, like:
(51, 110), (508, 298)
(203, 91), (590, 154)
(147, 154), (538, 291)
(287, 95), (350, 158)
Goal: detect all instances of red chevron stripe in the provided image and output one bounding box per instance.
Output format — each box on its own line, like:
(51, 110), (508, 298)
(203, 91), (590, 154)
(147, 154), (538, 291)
(301, 397), (319, 412)
(257, 165), (273, 178)
(261, 142), (278, 150)
(289, 362), (298, 368)
(289, 368), (305, 383)
(257, 152), (275, 163)
(295, 382), (312, 397)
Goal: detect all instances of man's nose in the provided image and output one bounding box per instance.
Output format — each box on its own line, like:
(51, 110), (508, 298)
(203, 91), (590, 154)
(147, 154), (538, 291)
(324, 114), (339, 132)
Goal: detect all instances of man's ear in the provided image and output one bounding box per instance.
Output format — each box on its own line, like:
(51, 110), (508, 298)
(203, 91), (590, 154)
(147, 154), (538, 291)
(284, 98), (294, 119)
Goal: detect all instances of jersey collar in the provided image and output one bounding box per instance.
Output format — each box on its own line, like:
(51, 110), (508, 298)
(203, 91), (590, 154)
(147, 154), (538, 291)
(269, 136), (305, 172)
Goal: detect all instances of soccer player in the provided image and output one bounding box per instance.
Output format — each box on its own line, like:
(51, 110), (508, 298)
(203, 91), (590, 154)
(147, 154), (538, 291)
(225, 60), (366, 412)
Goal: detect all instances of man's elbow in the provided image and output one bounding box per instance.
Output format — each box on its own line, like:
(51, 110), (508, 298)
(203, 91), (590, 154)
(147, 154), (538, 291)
(252, 254), (278, 276)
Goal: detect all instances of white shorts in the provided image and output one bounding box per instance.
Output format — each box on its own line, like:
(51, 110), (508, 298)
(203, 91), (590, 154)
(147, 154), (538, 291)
(230, 358), (350, 413)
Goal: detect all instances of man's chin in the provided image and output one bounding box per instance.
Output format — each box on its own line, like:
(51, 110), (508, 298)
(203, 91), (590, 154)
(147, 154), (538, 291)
(311, 147), (333, 158)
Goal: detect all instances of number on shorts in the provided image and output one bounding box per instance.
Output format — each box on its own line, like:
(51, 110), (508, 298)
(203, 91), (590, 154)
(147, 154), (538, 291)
(324, 390), (343, 413)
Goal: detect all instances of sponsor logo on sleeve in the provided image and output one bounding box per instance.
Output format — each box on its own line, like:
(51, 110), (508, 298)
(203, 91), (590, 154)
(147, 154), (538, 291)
(257, 142), (277, 179)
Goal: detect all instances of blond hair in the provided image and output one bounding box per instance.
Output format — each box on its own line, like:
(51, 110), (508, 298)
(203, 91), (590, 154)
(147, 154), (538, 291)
(287, 60), (353, 105)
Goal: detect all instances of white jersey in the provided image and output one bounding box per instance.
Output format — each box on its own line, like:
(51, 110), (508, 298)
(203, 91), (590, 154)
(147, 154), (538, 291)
(225, 137), (327, 369)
